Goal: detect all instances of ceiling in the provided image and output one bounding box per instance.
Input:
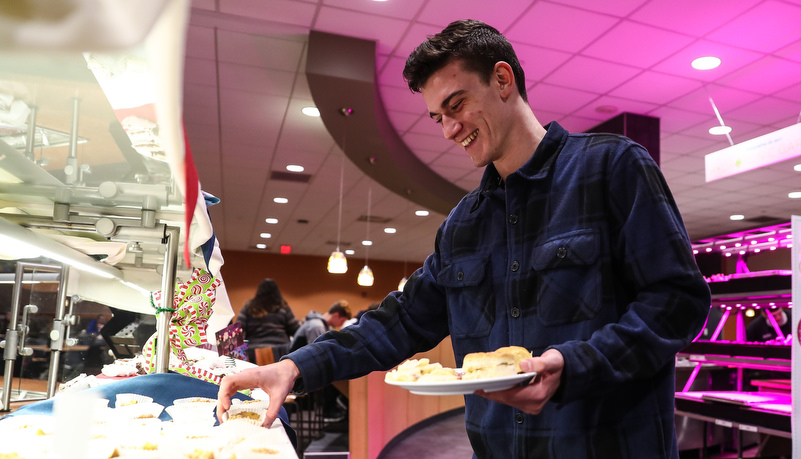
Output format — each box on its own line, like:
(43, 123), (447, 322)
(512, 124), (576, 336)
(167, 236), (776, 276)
(182, 0), (801, 268)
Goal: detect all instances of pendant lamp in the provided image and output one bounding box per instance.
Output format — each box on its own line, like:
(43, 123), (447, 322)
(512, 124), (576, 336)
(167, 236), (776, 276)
(327, 108), (351, 274)
(357, 187), (374, 286)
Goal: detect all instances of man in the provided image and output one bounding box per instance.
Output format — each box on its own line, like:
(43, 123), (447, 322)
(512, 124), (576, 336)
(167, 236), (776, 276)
(287, 300), (352, 422)
(746, 307), (792, 342)
(218, 20), (711, 458)
(287, 300), (352, 353)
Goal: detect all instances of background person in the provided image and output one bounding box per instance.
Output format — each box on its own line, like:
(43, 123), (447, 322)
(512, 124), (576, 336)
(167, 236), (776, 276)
(218, 19), (710, 458)
(237, 278), (300, 360)
(746, 307), (792, 342)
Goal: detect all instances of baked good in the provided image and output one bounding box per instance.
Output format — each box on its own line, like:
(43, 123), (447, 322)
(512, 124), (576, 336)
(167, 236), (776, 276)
(461, 351), (517, 380)
(416, 367), (459, 382)
(494, 346), (532, 372)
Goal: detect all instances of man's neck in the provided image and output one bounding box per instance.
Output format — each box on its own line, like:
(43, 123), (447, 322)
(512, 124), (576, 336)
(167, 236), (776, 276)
(494, 108), (547, 181)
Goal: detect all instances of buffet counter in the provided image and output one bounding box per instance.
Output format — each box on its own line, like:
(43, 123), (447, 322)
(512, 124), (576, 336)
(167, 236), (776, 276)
(0, 372), (298, 458)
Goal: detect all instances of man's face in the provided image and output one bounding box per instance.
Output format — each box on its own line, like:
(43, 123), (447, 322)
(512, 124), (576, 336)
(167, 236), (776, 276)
(331, 313), (347, 329)
(421, 60), (509, 169)
(767, 308), (783, 322)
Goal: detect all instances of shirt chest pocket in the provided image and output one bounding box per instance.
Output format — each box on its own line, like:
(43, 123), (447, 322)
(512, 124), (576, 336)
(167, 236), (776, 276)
(437, 255), (494, 339)
(531, 229), (602, 325)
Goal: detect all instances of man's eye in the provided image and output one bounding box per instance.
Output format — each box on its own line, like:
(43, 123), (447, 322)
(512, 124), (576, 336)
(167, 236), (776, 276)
(434, 118), (442, 125)
(451, 100), (463, 111)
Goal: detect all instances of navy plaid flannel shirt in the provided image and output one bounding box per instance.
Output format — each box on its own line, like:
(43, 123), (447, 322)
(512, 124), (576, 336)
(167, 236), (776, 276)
(286, 122), (711, 458)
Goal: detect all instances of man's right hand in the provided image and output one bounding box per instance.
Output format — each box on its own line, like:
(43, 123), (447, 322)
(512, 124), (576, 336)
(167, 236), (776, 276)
(216, 358), (301, 427)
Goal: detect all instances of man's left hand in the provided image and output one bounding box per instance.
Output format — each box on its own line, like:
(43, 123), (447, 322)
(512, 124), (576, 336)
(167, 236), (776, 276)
(475, 348), (564, 414)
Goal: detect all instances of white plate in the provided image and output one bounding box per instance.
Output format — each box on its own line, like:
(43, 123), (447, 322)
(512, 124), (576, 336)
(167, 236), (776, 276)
(385, 371), (537, 396)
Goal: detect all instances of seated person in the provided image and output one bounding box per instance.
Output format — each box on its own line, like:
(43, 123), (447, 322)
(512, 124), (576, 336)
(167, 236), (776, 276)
(746, 307), (792, 342)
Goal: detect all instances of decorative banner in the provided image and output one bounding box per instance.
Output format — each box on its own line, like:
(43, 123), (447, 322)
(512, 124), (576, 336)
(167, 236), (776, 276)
(143, 267), (223, 384)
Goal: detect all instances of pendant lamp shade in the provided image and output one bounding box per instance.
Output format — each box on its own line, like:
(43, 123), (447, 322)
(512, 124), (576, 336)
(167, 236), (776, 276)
(358, 265), (374, 286)
(358, 186), (374, 286)
(327, 108), (351, 274)
(327, 250), (347, 273)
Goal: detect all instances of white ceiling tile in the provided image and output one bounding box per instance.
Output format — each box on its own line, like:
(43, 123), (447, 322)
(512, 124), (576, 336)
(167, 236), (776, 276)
(191, 0), (217, 11)
(572, 95), (658, 120)
(219, 0), (318, 27)
(582, 21), (695, 68)
(630, 0), (761, 36)
(609, 71), (702, 105)
(184, 57), (217, 86)
(393, 23), (447, 65)
(715, 56), (801, 95)
(547, 0), (647, 17)
(402, 131), (452, 155)
(313, 7), (410, 56)
(416, 0), (535, 31)
(544, 56), (641, 94)
(775, 38), (801, 63)
(667, 85), (763, 116)
(380, 85), (426, 115)
(647, 107), (710, 134)
(528, 83), (600, 115)
(218, 64), (295, 97)
(706, 1), (801, 53)
(650, 40), (764, 81)
(185, 24), (217, 60)
(324, 0), (426, 20)
(378, 56), (410, 89)
(506, 2), (618, 52)
(386, 110), (424, 134)
(216, 30), (306, 71)
(726, 96), (801, 126)
(512, 42), (573, 83)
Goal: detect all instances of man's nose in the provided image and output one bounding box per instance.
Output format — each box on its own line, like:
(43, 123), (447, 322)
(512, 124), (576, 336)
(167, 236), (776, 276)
(441, 115), (460, 140)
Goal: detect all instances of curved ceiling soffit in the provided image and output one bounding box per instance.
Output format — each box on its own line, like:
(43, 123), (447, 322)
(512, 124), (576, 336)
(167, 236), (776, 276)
(306, 30), (467, 217)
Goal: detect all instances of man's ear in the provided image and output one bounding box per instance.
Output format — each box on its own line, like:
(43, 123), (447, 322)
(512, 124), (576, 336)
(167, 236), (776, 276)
(493, 61), (515, 99)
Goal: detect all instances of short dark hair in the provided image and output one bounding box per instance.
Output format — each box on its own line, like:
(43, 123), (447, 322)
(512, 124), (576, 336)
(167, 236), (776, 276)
(403, 19), (528, 102)
(328, 300), (352, 320)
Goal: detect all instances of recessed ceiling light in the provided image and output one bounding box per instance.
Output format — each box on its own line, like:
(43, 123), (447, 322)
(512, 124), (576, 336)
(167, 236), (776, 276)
(274, 197), (288, 204)
(362, 240), (373, 246)
(384, 227), (396, 234)
(256, 243), (267, 249)
(301, 106), (320, 117)
(730, 214), (745, 220)
(789, 191), (801, 199)
(345, 249), (355, 255)
(286, 164), (304, 172)
(691, 56), (721, 70)
(794, 164), (801, 172)
(265, 218), (278, 224)
(415, 210), (429, 217)
(709, 125), (732, 135)
(259, 233), (271, 239)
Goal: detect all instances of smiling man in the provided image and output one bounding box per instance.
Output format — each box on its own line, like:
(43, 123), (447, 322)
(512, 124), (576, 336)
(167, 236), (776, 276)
(218, 19), (711, 459)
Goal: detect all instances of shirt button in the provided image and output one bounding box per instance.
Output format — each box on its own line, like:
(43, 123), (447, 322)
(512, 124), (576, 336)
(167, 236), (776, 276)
(511, 307), (520, 318)
(510, 261), (519, 272)
(457, 271), (464, 281)
(515, 412), (524, 424)
(508, 214), (518, 224)
(556, 247), (567, 259)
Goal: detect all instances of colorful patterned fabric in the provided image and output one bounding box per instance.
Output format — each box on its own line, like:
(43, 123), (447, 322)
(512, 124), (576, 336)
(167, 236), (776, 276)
(143, 267), (223, 384)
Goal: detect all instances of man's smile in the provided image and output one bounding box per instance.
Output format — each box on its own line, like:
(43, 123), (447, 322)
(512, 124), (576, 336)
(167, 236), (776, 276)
(461, 129), (478, 147)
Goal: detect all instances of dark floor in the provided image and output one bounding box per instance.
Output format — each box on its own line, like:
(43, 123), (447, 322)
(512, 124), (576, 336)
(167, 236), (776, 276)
(304, 409), (789, 459)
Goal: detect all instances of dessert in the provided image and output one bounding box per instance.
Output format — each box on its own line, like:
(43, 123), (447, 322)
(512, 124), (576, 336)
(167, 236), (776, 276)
(461, 351), (517, 380)
(493, 346), (533, 372)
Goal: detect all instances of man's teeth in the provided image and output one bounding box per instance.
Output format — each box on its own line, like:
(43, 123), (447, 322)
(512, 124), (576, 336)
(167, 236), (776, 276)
(461, 130), (478, 147)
